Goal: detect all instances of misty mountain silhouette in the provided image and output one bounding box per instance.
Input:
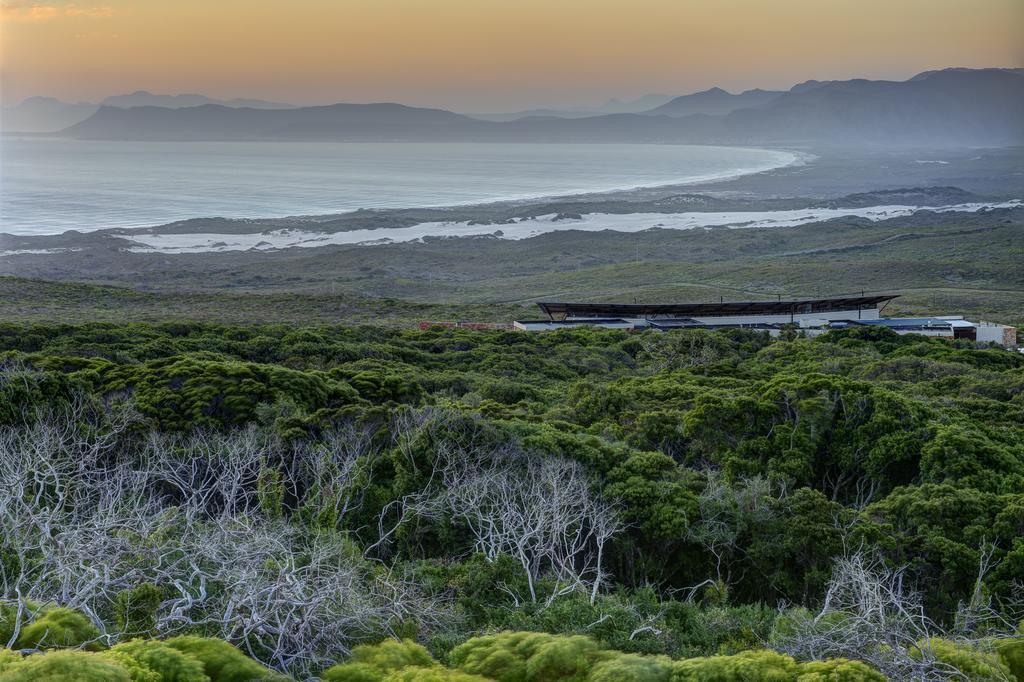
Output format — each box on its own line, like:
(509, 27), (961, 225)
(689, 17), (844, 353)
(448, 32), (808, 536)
(2, 97), (99, 133)
(100, 91), (295, 109)
(59, 68), (1024, 146)
(642, 87), (783, 117)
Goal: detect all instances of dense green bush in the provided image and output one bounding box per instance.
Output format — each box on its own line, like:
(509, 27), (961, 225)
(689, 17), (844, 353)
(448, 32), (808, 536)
(12, 606), (101, 650)
(0, 650), (22, 674)
(997, 634), (1024, 681)
(912, 638), (1013, 681)
(670, 649), (799, 681)
(0, 649), (132, 681)
(450, 631), (603, 681)
(339, 633), (888, 682)
(3, 322), (1023, 678)
(587, 653), (674, 682)
(0, 634), (279, 681)
(321, 639), (492, 681)
(165, 636), (276, 681)
(115, 584), (163, 639)
(792, 659), (887, 681)
(109, 640), (211, 682)
(99, 648), (163, 682)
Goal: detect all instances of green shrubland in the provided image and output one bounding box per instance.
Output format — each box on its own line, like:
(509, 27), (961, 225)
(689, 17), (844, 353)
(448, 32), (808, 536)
(1, 322), (1022, 679)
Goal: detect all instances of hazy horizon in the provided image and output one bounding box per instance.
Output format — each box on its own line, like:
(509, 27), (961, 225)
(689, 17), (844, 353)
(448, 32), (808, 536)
(3, 0), (1022, 111)
(4, 64), (1022, 114)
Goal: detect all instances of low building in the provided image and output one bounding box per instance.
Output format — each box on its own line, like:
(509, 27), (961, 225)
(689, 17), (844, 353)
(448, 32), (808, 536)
(513, 295), (1019, 348)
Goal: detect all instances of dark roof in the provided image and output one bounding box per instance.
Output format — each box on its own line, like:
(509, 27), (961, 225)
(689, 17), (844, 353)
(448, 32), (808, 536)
(536, 295), (898, 319)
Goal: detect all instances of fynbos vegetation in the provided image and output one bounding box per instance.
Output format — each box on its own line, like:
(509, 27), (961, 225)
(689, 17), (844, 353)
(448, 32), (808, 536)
(1, 322), (1022, 680)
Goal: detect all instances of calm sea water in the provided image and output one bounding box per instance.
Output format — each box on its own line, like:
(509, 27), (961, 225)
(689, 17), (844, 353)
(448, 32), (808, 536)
(0, 138), (793, 235)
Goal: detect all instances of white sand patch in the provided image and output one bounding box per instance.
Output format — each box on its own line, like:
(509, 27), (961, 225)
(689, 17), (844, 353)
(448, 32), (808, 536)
(0, 247), (84, 257)
(124, 201), (1021, 253)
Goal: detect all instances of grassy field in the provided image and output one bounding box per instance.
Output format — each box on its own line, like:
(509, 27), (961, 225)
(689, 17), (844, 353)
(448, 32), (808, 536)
(0, 277), (523, 325)
(3, 203), (1021, 327)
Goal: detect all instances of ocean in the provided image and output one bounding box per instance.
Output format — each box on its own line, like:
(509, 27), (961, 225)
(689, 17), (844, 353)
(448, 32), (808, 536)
(0, 138), (794, 235)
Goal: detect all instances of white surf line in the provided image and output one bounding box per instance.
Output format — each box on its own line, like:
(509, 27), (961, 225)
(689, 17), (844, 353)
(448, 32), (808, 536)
(116, 200), (1021, 254)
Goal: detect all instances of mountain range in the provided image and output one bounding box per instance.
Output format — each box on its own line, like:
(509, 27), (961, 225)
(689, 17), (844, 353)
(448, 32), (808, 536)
(469, 94), (677, 121)
(100, 91), (295, 110)
(1, 97), (99, 133)
(643, 87), (783, 117)
(1, 91), (294, 133)
(8, 68), (1023, 146)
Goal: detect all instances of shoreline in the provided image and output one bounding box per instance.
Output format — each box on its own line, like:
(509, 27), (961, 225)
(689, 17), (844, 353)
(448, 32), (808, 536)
(2, 146), (1021, 255)
(0, 142), (800, 237)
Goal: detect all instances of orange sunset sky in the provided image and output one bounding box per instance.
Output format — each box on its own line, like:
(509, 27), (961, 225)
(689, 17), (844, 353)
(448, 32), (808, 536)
(2, 0), (1022, 111)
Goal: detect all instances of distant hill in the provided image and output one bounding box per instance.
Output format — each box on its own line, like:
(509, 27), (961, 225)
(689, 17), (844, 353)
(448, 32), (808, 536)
(101, 90), (295, 109)
(1, 91), (297, 133)
(642, 87), (783, 117)
(1, 97), (98, 133)
(596, 93), (677, 114)
(713, 67), (1024, 145)
(470, 108), (606, 122)
(59, 68), (1024, 146)
(62, 101), (489, 141)
(470, 94), (676, 122)
(909, 66), (1024, 81)
(474, 89), (779, 122)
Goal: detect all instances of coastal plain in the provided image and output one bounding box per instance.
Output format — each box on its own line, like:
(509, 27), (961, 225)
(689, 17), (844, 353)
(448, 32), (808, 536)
(2, 146), (1022, 327)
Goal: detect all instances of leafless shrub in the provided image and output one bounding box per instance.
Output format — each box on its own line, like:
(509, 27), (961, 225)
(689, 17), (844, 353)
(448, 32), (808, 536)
(373, 408), (621, 606)
(686, 471), (779, 587)
(0, 404), (441, 676)
(435, 445), (621, 605)
(770, 551), (1016, 681)
(638, 329), (729, 373)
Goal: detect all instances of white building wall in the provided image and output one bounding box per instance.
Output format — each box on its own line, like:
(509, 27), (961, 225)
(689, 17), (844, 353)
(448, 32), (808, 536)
(975, 322), (1017, 346)
(661, 308), (880, 327)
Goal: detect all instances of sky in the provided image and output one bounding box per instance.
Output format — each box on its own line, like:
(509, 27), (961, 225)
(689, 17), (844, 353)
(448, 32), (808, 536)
(2, 0), (1022, 111)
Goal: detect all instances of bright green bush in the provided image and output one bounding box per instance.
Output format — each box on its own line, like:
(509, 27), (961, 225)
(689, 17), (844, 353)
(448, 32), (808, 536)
(587, 652), (674, 681)
(382, 668), (494, 681)
(0, 651), (22, 674)
(110, 639), (210, 682)
(0, 649), (132, 681)
(165, 636), (274, 681)
(321, 662), (384, 682)
(114, 584), (162, 639)
(913, 638), (1012, 681)
(0, 603), (29, 649)
(449, 631), (603, 682)
(996, 635), (1024, 681)
(522, 635), (604, 682)
(14, 606), (101, 650)
(321, 639), (438, 681)
(794, 659), (887, 681)
(350, 639), (437, 671)
(443, 637), (886, 682)
(98, 649), (162, 682)
(670, 649), (799, 681)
